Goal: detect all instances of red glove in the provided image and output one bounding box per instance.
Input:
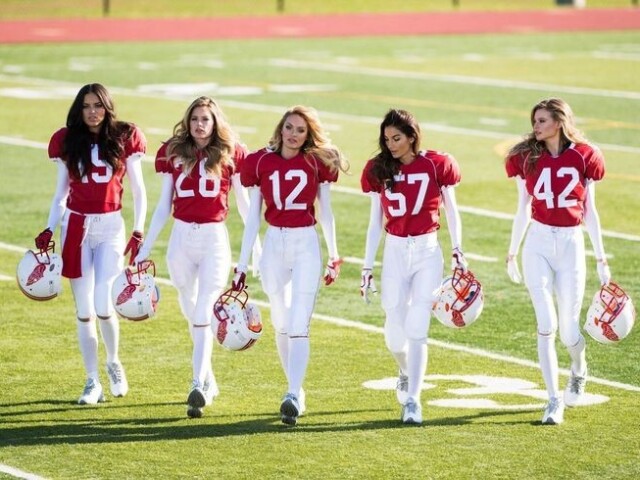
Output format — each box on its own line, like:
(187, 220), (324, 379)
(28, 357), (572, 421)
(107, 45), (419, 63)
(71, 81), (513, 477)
(124, 231), (144, 266)
(231, 266), (247, 291)
(324, 258), (344, 286)
(35, 228), (53, 250)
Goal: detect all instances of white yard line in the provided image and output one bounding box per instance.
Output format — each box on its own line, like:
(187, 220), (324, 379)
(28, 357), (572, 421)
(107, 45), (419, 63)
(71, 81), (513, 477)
(1, 73), (640, 156)
(268, 58), (640, 101)
(0, 464), (47, 480)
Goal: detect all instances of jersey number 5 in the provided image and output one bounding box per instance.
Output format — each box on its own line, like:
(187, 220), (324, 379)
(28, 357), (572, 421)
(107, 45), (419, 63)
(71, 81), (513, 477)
(384, 173), (429, 217)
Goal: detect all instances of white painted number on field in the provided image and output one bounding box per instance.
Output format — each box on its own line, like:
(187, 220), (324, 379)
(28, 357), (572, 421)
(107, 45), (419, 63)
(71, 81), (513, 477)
(362, 374), (609, 409)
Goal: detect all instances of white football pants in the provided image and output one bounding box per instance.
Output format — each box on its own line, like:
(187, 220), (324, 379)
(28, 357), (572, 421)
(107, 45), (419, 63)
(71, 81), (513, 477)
(259, 225), (322, 338)
(522, 220), (586, 346)
(381, 231), (443, 347)
(62, 210), (125, 319)
(166, 219), (231, 328)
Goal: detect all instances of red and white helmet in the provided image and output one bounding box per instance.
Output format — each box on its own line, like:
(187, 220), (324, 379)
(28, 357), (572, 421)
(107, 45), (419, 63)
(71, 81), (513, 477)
(16, 241), (63, 301)
(585, 282), (636, 344)
(432, 268), (484, 328)
(111, 260), (160, 321)
(214, 287), (263, 351)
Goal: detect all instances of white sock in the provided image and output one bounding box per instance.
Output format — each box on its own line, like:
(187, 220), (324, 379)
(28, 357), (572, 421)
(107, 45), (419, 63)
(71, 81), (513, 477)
(78, 319), (99, 380)
(98, 314), (120, 364)
(538, 333), (560, 399)
(288, 337), (310, 396)
(407, 339), (427, 401)
(192, 325), (213, 385)
(276, 332), (289, 377)
(566, 335), (587, 376)
(391, 349), (408, 376)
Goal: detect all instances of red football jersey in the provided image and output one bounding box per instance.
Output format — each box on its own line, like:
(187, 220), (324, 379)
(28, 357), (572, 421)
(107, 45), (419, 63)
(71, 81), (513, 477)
(155, 142), (247, 224)
(48, 126), (146, 214)
(505, 143), (605, 227)
(241, 148), (338, 228)
(361, 150), (461, 237)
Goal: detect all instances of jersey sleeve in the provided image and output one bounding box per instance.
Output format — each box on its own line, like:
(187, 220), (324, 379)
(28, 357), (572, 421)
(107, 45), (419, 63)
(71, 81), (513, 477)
(505, 153), (525, 179)
(124, 125), (147, 160)
(47, 128), (67, 161)
(240, 150), (261, 187)
(154, 142), (174, 174)
(437, 152), (461, 187)
(317, 157), (338, 183)
(360, 159), (381, 194)
(582, 144), (605, 181)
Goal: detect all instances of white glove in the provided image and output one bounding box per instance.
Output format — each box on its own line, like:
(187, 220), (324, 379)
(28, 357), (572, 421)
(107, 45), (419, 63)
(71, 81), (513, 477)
(597, 260), (611, 286)
(232, 264), (248, 291)
(506, 254), (522, 284)
(134, 242), (152, 265)
(451, 247), (468, 271)
(360, 268), (378, 304)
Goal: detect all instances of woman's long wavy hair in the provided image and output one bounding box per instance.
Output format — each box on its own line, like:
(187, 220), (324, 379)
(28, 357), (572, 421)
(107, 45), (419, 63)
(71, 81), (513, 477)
(268, 105), (349, 174)
(506, 97), (588, 172)
(369, 108), (421, 191)
(64, 83), (134, 180)
(166, 96), (236, 177)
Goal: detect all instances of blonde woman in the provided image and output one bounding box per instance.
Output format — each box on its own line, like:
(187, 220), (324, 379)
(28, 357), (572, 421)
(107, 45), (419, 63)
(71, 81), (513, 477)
(232, 105), (348, 426)
(505, 98), (610, 425)
(135, 97), (257, 418)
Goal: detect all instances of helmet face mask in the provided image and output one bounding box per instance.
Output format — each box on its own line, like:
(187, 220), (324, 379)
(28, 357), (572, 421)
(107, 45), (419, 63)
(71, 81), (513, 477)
(432, 268), (484, 329)
(111, 260), (160, 321)
(585, 282), (636, 344)
(16, 241), (63, 301)
(214, 287), (263, 351)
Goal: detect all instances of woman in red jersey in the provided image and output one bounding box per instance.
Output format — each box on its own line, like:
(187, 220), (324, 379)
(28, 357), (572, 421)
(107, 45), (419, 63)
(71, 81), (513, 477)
(135, 96), (258, 418)
(232, 105), (348, 426)
(361, 109), (469, 425)
(505, 98), (611, 425)
(35, 83), (148, 405)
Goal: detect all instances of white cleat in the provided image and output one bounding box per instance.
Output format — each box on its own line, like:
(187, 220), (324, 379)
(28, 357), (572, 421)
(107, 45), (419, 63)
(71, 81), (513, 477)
(280, 393), (300, 426)
(187, 380), (207, 418)
(541, 397), (565, 425)
(401, 399), (422, 425)
(106, 362), (129, 397)
(78, 378), (105, 405)
(564, 370), (587, 407)
(203, 372), (219, 407)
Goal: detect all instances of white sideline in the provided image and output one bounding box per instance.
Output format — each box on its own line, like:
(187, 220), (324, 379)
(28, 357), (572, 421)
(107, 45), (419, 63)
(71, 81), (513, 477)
(0, 464), (47, 480)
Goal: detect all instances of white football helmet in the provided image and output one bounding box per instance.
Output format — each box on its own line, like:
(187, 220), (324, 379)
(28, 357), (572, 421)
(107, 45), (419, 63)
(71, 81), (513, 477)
(16, 242), (63, 301)
(585, 282), (636, 344)
(432, 268), (484, 328)
(214, 287), (263, 351)
(112, 260), (160, 321)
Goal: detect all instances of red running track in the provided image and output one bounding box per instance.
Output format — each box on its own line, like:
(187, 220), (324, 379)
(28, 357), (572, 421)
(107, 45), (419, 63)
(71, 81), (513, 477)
(0, 8), (638, 44)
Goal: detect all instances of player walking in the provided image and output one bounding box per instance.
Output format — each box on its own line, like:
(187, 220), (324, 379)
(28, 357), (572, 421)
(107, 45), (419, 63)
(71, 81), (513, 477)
(360, 109), (468, 425)
(505, 97), (611, 425)
(134, 96), (258, 418)
(36, 83), (147, 404)
(232, 105), (348, 426)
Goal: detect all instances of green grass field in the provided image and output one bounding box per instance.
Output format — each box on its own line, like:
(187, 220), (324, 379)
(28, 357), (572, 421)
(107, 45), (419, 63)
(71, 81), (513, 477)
(0, 20), (639, 480)
(0, 0), (637, 19)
